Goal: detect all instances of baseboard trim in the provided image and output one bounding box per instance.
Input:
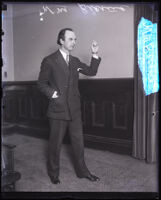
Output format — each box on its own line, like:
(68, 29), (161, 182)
(85, 134), (132, 147)
(2, 123), (132, 155)
(17, 124), (49, 140)
(84, 134), (132, 155)
(2, 124), (18, 135)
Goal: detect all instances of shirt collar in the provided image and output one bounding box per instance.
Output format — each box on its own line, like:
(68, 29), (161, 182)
(59, 49), (69, 61)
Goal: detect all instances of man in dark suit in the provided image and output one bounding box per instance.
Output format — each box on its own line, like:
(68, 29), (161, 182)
(37, 28), (101, 184)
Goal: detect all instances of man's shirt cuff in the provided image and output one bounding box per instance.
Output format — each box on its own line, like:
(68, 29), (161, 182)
(92, 54), (99, 59)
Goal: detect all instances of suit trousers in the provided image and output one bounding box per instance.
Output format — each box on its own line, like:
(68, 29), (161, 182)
(47, 115), (90, 179)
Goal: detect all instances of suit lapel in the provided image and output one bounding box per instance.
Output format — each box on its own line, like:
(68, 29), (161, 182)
(54, 50), (70, 75)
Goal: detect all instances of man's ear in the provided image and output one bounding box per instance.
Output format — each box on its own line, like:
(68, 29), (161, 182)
(60, 38), (64, 45)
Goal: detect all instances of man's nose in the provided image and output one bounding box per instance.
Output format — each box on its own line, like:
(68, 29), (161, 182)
(73, 40), (76, 45)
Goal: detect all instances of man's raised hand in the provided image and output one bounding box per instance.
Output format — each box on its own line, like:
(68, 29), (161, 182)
(91, 40), (99, 54)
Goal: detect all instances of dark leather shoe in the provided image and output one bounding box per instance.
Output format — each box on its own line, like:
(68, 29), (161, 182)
(50, 177), (60, 184)
(78, 174), (100, 182)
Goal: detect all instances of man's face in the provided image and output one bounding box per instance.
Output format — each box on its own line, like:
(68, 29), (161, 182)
(61, 30), (77, 52)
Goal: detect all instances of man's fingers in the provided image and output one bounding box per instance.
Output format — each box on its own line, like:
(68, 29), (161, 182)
(92, 40), (98, 47)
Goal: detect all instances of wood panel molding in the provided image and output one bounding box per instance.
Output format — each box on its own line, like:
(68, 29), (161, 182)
(2, 79), (134, 154)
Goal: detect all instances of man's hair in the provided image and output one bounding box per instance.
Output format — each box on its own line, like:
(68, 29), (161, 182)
(57, 28), (74, 45)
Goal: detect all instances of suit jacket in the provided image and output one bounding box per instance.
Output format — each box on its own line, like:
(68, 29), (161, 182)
(37, 50), (101, 120)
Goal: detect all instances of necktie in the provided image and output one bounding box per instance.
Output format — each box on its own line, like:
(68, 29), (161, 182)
(66, 54), (69, 65)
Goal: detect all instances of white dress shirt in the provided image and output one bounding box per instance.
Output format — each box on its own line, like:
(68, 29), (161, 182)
(59, 49), (69, 64)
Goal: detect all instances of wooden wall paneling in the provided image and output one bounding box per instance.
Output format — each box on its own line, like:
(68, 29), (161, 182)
(3, 91), (18, 123)
(91, 100), (106, 128)
(112, 102), (127, 130)
(2, 79), (134, 154)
